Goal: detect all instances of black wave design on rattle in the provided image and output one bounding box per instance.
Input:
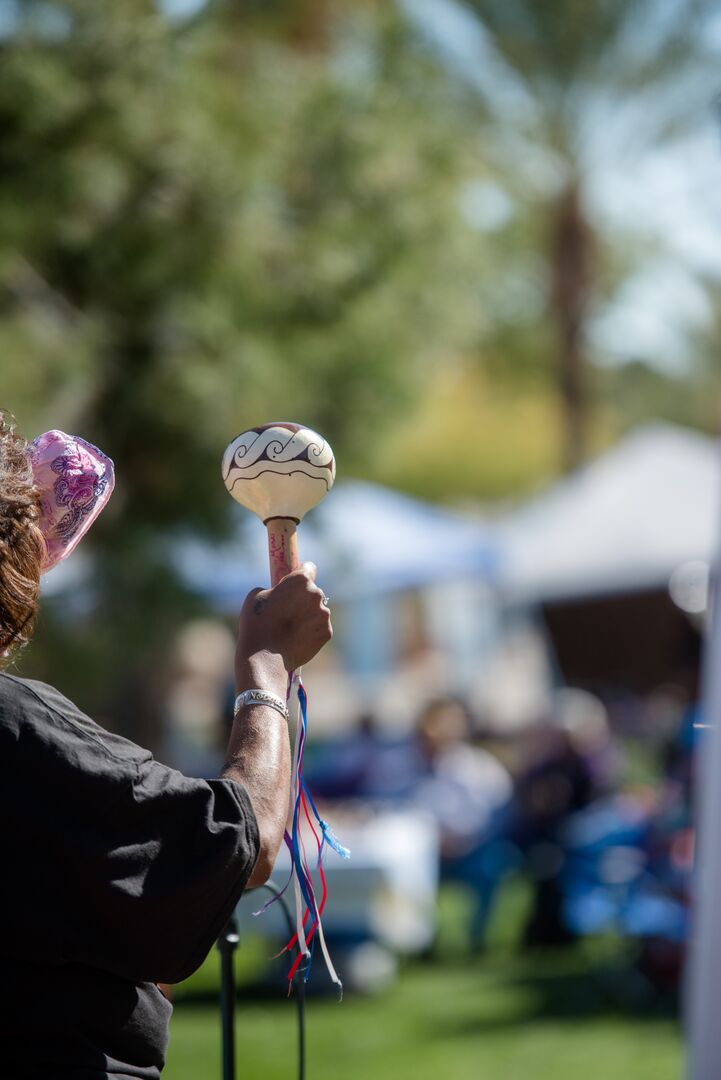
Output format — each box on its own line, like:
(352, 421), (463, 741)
(226, 465), (334, 493)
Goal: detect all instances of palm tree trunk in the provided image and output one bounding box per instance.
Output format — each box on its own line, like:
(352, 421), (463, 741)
(283, 0), (335, 52)
(549, 180), (594, 471)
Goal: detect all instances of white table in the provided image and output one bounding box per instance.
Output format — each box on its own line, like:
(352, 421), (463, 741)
(235, 808), (439, 954)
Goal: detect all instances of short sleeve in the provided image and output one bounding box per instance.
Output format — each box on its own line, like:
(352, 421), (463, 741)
(0, 675), (261, 985)
(62, 764), (261, 984)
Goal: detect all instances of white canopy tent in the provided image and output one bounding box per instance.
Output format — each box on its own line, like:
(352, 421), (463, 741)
(498, 424), (720, 605)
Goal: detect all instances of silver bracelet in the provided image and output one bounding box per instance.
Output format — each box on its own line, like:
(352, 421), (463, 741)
(234, 688), (289, 723)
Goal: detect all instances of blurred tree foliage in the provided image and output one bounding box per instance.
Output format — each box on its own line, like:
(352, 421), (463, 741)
(373, 356), (720, 503)
(421, 0), (721, 469)
(0, 0), (486, 727)
(1, 0), (481, 522)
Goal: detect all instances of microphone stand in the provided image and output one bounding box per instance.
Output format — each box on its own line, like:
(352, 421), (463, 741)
(218, 916), (239, 1080)
(217, 881), (306, 1080)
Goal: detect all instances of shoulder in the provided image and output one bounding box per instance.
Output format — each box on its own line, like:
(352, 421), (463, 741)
(0, 671), (82, 717)
(0, 671), (152, 772)
(0, 671), (58, 739)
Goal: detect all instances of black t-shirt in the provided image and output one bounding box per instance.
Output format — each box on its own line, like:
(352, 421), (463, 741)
(0, 672), (261, 1079)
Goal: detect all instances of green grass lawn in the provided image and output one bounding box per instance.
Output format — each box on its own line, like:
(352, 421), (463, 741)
(163, 883), (683, 1080)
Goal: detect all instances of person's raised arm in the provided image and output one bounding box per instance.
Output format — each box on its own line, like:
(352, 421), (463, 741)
(222, 562), (331, 888)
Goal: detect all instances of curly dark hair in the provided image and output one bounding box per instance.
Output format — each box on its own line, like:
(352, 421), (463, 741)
(0, 412), (45, 661)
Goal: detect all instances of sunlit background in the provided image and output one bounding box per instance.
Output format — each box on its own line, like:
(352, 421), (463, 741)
(3, 1), (721, 1078)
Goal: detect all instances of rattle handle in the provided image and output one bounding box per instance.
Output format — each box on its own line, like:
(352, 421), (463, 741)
(266, 518), (300, 587)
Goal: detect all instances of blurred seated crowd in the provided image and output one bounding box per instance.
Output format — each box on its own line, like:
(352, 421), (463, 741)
(301, 688), (697, 988)
(158, 638), (698, 994)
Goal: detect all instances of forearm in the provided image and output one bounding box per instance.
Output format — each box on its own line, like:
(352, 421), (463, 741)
(221, 650), (291, 886)
(223, 568), (331, 886)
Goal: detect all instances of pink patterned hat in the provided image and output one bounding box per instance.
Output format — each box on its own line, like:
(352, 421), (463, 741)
(29, 430), (115, 571)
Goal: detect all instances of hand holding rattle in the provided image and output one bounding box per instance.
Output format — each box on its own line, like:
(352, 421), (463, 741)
(222, 421), (347, 994)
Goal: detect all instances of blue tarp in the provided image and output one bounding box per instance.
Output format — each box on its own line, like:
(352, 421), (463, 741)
(172, 480), (499, 609)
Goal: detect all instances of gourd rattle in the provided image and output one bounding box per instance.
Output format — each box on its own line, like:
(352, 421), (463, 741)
(222, 421), (336, 585)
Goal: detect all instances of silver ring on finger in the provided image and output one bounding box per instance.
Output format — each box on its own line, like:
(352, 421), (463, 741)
(321, 594), (330, 609)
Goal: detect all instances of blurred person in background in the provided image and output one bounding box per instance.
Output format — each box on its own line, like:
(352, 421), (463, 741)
(0, 414), (332, 1079)
(308, 696), (515, 951)
(514, 689), (616, 948)
(303, 710), (390, 800)
(411, 697), (514, 951)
